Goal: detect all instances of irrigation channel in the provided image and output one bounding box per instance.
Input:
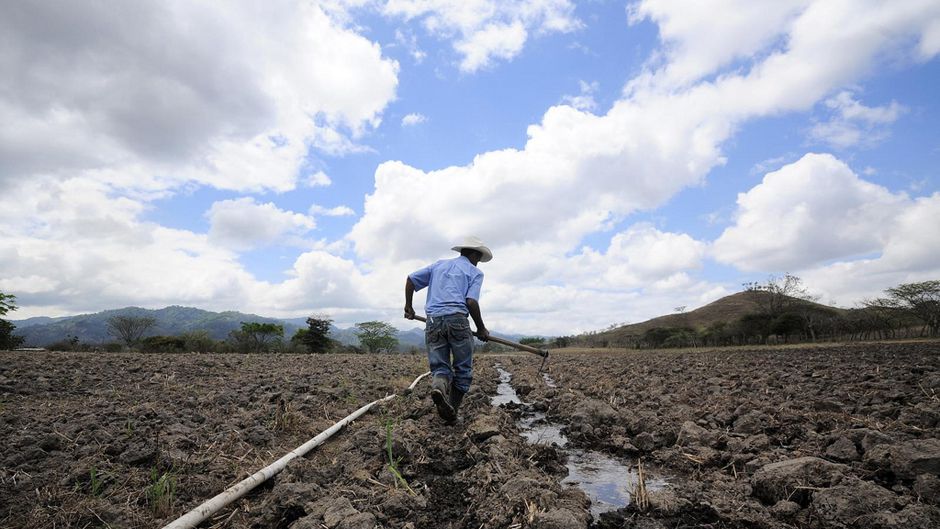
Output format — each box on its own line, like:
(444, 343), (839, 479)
(493, 363), (669, 520)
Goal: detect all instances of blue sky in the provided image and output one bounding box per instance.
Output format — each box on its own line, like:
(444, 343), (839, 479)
(1, 1), (939, 334)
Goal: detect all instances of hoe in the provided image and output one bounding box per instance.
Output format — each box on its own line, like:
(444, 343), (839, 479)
(409, 315), (549, 371)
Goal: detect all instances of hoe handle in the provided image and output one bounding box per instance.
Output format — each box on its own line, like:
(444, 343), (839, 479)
(409, 315), (548, 358)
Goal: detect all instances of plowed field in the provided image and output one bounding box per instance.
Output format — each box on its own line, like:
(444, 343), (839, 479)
(1, 342), (938, 528)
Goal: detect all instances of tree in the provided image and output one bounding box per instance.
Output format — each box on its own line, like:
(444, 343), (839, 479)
(874, 280), (940, 336)
(0, 320), (24, 350)
(0, 292), (16, 316)
(519, 337), (546, 346)
(355, 321), (399, 353)
(744, 274), (817, 317)
(231, 322), (284, 353)
(107, 315), (157, 347)
(293, 315), (335, 353)
(180, 330), (217, 353)
(0, 292), (24, 350)
(737, 313), (773, 344)
(770, 312), (804, 341)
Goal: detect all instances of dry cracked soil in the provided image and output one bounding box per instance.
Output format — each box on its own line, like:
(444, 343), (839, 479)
(1, 341), (939, 528)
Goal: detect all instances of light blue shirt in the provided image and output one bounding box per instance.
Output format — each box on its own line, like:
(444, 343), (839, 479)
(409, 256), (484, 317)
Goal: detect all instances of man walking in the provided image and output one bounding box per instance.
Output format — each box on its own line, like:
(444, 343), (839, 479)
(405, 236), (491, 423)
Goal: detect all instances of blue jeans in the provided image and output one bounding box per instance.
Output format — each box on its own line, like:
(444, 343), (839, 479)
(425, 313), (474, 393)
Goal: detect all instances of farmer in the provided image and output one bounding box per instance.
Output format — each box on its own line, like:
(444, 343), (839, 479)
(404, 236), (491, 423)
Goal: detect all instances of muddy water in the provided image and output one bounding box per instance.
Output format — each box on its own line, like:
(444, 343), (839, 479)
(493, 365), (668, 519)
(492, 365), (523, 406)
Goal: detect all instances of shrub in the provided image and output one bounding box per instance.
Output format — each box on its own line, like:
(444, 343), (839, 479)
(103, 342), (124, 352)
(140, 335), (187, 354)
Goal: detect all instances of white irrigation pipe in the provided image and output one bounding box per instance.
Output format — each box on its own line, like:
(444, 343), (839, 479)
(163, 371), (431, 529)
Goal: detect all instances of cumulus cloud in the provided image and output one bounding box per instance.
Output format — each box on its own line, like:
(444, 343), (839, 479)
(0, 0), (399, 192)
(0, 177), (251, 316)
(800, 192), (940, 306)
(4, 0), (940, 334)
(342, 0), (940, 330)
(564, 224), (707, 290)
(627, 0), (808, 90)
(382, 0), (581, 72)
(401, 113), (428, 126)
(712, 151), (940, 308)
(809, 91), (906, 149)
(350, 1), (940, 268)
(713, 153), (907, 271)
(0, 176), (371, 320)
(207, 198), (316, 251)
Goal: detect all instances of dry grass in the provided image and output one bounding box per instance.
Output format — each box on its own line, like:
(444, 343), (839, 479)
(631, 460), (650, 512)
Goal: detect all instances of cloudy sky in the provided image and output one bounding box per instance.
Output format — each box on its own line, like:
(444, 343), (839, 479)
(2, 0), (939, 335)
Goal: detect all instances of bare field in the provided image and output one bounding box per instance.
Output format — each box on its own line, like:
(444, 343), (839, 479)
(1, 342), (939, 528)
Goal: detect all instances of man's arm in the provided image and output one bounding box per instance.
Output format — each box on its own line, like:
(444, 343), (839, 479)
(466, 297), (488, 341)
(404, 277), (416, 319)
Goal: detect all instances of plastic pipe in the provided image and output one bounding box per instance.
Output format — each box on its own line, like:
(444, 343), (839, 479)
(163, 371), (431, 529)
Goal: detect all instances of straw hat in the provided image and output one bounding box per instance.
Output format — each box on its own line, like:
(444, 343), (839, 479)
(451, 236), (493, 262)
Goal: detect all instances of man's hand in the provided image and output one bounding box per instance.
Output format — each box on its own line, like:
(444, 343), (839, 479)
(404, 305), (416, 320)
(475, 327), (489, 342)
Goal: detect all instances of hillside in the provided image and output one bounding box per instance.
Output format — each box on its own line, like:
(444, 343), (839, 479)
(581, 291), (846, 345)
(12, 306), (427, 350)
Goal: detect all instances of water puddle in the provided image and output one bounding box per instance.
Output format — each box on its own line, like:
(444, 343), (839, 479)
(541, 372), (557, 388)
(491, 365), (523, 406)
(492, 364), (668, 520)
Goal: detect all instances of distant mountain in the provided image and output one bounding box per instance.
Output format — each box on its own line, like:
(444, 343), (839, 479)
(11, 306), (429, 350)
(10, 316), (68, 328)
(11, 306), (544, 351)
(12, 306), (298, 346)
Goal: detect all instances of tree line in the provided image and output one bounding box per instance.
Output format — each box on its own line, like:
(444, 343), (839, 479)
(104, 316), (402, 354)
(1, 306), (405, 354)
(575, 277), (940, 349)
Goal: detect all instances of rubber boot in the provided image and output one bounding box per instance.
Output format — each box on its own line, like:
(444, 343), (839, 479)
(450, 387), (466, 420)
(430, 374), (455, 422)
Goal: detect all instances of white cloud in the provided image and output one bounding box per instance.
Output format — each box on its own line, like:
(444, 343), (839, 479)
(0, 1), (399, 193)
(713, 153), (908, 271)
(809, 91), (906, 148)
(564, 224), (707, 290)
(344, 0), (940, 331)
(383, 0), (581, 72)
(304, 171), (333, 188)
(711, 151), (940, 310)
(454, 21), (528, 71)
(627, 0), (809, 90)
(0, 177), (253, 316)
(351, 1), (940, 268)
(310, 204), (356, 217)
(401, 113), (428, 126)
(207, 198), (316, 251)
(800, 192), (940, 306)
(4, 0), (940, 335)
(0, 177), (372, 321)
(561, 80), (599, 112)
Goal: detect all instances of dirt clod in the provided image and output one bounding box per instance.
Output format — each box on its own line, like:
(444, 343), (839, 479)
(751, 456), (847, 505)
